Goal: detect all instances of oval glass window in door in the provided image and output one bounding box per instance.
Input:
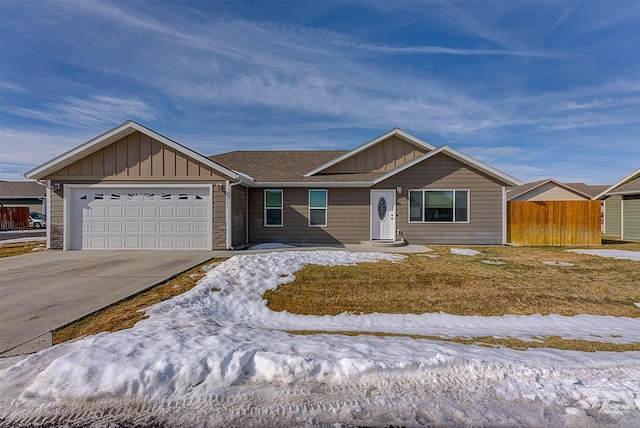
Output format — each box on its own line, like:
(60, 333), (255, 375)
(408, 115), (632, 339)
(378, 197), (387, 220)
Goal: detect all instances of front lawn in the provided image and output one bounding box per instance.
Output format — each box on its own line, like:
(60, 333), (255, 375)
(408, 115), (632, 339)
(265, 243), (640, 318)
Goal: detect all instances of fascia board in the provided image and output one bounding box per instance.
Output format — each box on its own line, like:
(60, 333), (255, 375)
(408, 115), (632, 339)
(303, 128), (437, 177)
(25, 121), (241, 181)
(593, 169), (640, 200)
(250, 181), (373, 188)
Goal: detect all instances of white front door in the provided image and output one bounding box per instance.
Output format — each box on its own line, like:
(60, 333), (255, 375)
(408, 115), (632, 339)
(371, 190), (396, 240)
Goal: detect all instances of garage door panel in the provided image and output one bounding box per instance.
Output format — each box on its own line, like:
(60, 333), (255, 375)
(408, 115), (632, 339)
(176, 206), (191, 217)
(159, 206), (174, 217)
(126, 206), (140, 217)
(142, 206), (156, 217)
(70, 187), (212, 250)
(108, 222), (123, 233)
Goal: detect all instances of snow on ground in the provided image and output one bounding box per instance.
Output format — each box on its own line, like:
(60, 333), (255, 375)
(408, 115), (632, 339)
(1, 250), (639, 427)
(566, 249), (640, 261)
(450, 248), (483, 256)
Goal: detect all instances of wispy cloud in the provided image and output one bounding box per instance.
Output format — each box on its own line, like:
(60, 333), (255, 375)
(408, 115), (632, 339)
(3, 95), (158, 128)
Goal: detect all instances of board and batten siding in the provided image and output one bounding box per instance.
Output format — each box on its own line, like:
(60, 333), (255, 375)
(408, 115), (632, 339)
(373, 153), (504, 245)
(323, 135), (429, 174)
(622, 196), (640, 240)
(604, 195), (622, 236)
(248, 187), (369, 245)
(510, 182), (587, 201)
(46, 131), (226, 181)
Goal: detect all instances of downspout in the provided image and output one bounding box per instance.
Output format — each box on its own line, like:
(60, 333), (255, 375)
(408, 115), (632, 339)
(226, 180), (243, 250)
(502, 186), (507, 245)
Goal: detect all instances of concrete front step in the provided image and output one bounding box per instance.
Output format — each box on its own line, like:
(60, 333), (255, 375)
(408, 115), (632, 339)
(360, 239), (408, 247)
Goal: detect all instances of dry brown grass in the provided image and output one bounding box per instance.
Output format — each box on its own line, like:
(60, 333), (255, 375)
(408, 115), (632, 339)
(0, 240), (46, 258)
(53, 259), (226, 344)
(287, 331), (640, 352)
(265, 243), (640, 318)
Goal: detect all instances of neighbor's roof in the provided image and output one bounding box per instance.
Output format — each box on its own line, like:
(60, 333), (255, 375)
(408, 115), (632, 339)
(594, 168), (640, 199)
(0, 181), (45, 198)
(507, 178), (609, 201)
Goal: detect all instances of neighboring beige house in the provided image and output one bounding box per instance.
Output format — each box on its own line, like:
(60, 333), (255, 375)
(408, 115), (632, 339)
(24, 121), (522, 250)
(595, 169), (640, 241)
(0, 181), (46, 214)
(507, 179), (609, 202)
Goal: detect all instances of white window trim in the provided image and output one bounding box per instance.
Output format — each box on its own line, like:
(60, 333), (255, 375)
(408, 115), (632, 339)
(408, 189), (471, 224)
(308, 189), (328, 227)
(264, 189), (283, 227)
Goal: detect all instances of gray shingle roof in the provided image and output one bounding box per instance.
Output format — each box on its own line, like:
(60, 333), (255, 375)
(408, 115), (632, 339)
(609, 175), (640, 195)
(0, 181), (45, 198)
(209, 150), (388, 183)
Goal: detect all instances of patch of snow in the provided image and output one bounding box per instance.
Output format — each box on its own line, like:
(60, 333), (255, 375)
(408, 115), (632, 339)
(248, 242), (296, 250)
(0, 237), (46, 244)
(1, 250), (639, 427)
(566, 249), (640, 261)
(450, 248), (483, 256)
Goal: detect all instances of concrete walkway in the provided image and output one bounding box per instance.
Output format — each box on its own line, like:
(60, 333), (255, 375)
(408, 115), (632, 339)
(0, 243), (430, 357)
(0, 250), (223, 357)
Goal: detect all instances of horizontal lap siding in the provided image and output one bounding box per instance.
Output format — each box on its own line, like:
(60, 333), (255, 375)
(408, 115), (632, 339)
(231, 185), (248, 248)
(373, 154), (504, 245)
(622, 197), (640, 240)
(604, 195), (622, 236)
(248, 188), (369, 244)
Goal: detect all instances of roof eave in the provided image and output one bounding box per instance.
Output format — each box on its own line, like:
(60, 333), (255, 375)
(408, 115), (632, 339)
(593, 169), (640, 200)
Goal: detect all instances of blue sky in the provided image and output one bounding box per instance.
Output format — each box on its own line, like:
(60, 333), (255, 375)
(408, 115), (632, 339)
(1, 0), (639, 184)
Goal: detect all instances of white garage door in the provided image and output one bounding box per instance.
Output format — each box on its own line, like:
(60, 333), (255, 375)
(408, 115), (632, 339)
(70, 187), (212, 250)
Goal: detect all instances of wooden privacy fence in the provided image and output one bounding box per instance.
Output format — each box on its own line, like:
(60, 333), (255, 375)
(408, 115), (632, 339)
(507, 200), (601, 246)
(0, 206), (30, 231)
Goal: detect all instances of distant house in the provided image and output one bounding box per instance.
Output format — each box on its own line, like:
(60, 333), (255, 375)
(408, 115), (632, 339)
(0, 181), (46, 214)
(507, 179), (609, 202)
(595, 169), (640, 241)
(24, 121), (522, 250)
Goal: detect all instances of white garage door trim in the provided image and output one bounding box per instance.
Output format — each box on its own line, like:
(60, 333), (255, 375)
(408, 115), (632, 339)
(64, 184), (213, 250)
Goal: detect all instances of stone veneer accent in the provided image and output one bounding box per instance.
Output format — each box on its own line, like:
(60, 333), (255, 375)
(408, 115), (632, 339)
(49, 223), (64, 249)
(213, 222), (227, 250)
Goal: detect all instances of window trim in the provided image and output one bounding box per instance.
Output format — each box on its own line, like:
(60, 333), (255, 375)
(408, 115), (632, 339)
(264, 189), (283, 227)
(408, 189), (470, 223)
(308, 189), (328, 227)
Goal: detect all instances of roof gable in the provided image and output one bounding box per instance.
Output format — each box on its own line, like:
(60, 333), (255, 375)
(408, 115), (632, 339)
(507, 179), (593, 201)
(25, 121), (240, 181)
(304, 128), (436, 177)
(373, 145), (522, 187)
(594, 169), (640, 199)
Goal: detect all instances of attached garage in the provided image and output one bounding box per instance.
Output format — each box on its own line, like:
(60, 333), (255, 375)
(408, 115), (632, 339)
(68, 186), (212, 250)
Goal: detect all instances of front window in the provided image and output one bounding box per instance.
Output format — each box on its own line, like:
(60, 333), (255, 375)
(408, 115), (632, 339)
(409, 190), (469, 223)
(309, 190), (327, 227)
(265, 190), (283, 226)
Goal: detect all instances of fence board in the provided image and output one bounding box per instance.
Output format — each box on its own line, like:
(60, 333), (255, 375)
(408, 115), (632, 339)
(0, 207), (30, 230)
(507, 200), (601, 246)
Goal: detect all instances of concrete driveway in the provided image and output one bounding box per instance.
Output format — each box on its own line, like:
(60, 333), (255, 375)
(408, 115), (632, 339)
(0, 250), (222, 357)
